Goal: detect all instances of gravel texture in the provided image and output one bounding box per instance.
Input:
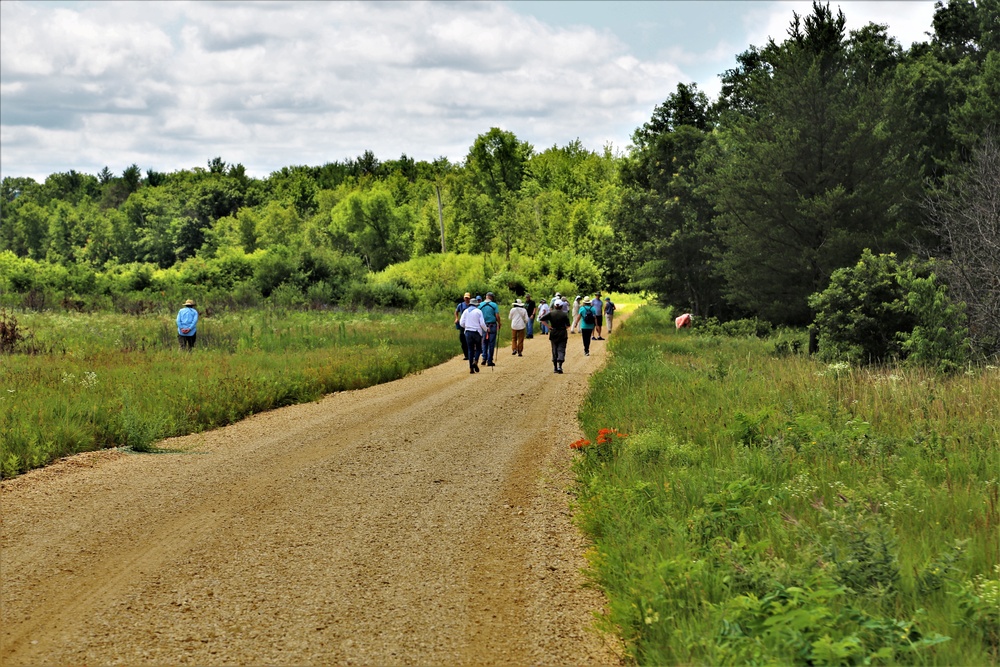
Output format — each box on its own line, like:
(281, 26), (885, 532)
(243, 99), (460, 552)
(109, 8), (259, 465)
(2, 328), (624, 665)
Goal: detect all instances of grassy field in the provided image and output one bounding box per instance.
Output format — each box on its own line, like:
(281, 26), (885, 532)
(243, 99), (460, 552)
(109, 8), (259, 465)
(574, 306), (999, 665)
(0, 308), (458, 478)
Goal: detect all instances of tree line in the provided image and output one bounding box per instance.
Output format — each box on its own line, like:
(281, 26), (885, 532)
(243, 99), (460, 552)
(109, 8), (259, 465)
(1, 1), (996, 355)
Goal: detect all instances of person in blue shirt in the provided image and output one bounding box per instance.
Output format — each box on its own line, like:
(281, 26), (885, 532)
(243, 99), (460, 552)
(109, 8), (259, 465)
(176, 299), (199, 351)
(478, 292), (501, 367)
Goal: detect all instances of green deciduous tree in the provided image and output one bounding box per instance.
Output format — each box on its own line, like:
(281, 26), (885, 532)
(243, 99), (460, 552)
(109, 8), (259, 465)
(329, 185), (414, 271)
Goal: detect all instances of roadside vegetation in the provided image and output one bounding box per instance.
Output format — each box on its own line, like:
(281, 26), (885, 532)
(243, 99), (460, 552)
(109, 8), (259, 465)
(574, 306), (999, 665)
(0, 309), (456, 478)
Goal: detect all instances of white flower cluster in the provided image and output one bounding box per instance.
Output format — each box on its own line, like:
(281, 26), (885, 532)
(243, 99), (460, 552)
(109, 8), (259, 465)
(61, 371), (99, 388)
(817, 361), (851, 377)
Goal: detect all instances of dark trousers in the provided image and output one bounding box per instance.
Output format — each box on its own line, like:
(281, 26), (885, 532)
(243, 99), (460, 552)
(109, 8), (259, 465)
(464, 331), (483, 369)
(549, 336), (566, 364)
(482, 322), (498, 363)
(459, 327), (469, 359)
(178, 333), (196, 351)
(582, 328), (593, 354)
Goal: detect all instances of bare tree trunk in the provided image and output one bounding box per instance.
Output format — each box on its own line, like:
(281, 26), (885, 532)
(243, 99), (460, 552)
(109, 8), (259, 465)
(923, 133), (1000, 358)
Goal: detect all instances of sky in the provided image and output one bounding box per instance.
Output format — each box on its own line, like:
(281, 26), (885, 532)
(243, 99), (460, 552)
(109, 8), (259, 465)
(0, 1), (937, 182)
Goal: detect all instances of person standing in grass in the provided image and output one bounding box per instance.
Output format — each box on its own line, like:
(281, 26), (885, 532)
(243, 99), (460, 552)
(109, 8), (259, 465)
(524, 294), (536, 339)
(590, 292), (605, 340)
(604, 296), (616, 334)
(454, 292), (473, 360)
(176, 299), (199, 351)
(508, 298), (529, 357)
(460, 296), (487, 374)
(578, 296), (597, 356)
(540, 297), (570, 373)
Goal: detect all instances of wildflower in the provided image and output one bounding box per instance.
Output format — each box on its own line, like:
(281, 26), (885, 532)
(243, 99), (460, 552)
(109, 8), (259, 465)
(570, 438), (591, 450)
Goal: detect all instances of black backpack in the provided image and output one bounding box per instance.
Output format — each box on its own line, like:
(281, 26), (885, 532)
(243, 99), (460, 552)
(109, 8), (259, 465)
(582, 306), (596, 326)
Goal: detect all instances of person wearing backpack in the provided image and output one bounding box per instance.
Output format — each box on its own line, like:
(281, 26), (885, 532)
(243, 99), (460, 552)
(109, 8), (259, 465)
(478, 292), (501, 367)
(578, 296), (597, 356)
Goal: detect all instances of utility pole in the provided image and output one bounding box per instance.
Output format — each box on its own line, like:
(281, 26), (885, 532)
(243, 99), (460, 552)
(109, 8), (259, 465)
(435, 184), (445, 253)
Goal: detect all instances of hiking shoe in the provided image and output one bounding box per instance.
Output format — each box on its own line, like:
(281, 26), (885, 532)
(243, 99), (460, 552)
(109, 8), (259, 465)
(487, 362), (496, 367)
(470, 368), (475, 374)
(474, 364), (480, 373)
(585, 351), (590, 356)
(512, 350), (517, 355)
(517, 351), (522, 356)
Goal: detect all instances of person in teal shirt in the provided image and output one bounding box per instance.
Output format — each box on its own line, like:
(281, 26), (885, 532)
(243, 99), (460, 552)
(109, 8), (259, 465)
(578, 296), (597, 356)
(478, 292), (501, 366)
(176, 299), (199, 351)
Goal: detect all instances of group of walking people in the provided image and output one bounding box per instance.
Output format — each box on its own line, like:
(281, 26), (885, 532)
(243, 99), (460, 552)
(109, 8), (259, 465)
(454, 290), (616, 375)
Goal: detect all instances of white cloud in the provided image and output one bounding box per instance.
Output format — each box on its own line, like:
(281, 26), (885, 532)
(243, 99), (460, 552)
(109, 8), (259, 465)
(746, 1), (936, 51)
(0, 1), (937, 180)
(1, 0), (684, 179)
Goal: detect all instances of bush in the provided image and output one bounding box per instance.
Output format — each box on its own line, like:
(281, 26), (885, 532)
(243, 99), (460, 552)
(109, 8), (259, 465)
(694, 316), (773, 338)
(809, 250), (969, 368)
(342, 279), (416, 309)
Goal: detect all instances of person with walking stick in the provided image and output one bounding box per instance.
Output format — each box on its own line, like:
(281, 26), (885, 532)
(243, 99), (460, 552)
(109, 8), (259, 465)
(478, 292), (501, 367)
(459, 296), (487, 374)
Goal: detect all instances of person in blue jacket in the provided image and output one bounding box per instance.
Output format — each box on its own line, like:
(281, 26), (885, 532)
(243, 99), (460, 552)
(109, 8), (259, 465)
(176, 299), (199, 351)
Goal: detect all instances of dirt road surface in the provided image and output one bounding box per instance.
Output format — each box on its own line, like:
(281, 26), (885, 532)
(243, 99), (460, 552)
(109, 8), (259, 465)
(1, 328), (623, 665)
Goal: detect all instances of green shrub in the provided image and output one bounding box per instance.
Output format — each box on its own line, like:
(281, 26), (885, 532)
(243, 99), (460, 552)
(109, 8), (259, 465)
(809, 250), (969, 368)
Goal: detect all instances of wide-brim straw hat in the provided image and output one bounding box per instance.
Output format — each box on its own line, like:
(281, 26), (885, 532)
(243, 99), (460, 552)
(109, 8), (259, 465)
(183, 299), (196, 307)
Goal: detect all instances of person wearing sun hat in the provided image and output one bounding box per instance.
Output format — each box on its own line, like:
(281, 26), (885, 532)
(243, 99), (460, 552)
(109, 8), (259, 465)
(569, 295), (583, 334)
(459, 296), (488, 374)
(508, 298), (529, 357)
(176, 299), (199, 351)
(539, 297), (570, 373)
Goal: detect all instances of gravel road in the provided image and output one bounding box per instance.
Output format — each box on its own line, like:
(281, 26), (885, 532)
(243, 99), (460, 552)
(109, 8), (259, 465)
(1, 328), (623, 665)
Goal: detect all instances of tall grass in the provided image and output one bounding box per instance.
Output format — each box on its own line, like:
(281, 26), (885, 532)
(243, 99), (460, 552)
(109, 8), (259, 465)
(0, 309), (457, 477)
(574, 306), (999, 665)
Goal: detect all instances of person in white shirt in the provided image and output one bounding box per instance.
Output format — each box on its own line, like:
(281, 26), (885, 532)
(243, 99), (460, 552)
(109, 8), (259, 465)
(537, 301), (551, 335)
(459, 297), (488, 374)
(570, 295), (582, 333)
(508, 298), (529, 357)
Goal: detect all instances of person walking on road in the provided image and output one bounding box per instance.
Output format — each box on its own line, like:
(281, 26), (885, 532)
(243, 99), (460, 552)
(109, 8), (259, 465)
(524, 294), (536, 339)
(509, 298), (529, 356)
(570, 295), (582, 334)
(590, 293), (605, 340)
(540, 297), (570, 373)
(459, 296), (488, 374)
(479, 292), (501, 367)
(578, 296), (597, 356)
(604, 296), (616, 334)
(454, 292), (473, 360)
(176, 299), (199, 351)
(537, 300), (550, 335)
